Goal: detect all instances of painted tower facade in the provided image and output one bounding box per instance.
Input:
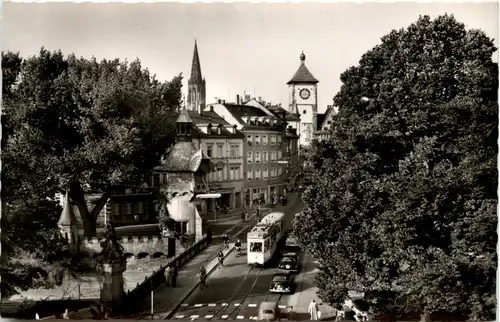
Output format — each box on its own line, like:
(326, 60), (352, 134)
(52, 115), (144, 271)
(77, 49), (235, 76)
(187, 40), (206, 113)
(287, 52), (319, 148)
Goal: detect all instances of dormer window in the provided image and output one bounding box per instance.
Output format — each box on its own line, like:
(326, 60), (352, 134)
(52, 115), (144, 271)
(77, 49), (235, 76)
(207, 124), (213, 134)
(217, 125), (222, 135)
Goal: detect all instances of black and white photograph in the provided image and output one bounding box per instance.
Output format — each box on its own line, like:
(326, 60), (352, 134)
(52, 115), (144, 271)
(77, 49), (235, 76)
(1, 2), (498, 321)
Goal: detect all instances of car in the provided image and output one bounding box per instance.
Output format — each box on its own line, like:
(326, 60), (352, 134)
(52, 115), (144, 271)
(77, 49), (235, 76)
(283, 252), (299, 262)
(285, 234), (299, 248)
(278, 253), (300, 273)
(269, 272), (295, 294)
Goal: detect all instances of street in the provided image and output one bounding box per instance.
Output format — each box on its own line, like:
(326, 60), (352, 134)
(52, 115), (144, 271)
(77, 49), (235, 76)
(168, 195), (309, 321)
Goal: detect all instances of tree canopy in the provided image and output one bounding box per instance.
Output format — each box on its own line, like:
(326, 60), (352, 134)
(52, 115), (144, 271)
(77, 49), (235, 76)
(2, 48), (182, 237)
(1, 48), (182, 298)
(294, 14), (497, 321)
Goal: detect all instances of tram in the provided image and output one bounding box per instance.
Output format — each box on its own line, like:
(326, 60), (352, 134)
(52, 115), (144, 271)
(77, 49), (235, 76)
(247, 212), (286, 266)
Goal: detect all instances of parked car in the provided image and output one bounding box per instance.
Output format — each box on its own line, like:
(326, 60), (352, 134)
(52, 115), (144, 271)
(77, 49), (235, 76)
(285, 233), (299, 248)
(258, 301), (279, 321)
(269, 271), (295, 294)
(278, 253), (300, 273)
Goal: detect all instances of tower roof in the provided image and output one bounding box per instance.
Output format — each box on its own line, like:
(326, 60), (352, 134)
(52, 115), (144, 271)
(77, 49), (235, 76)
(176, 106), (193, 123)
(287, 51), (319, 85)
(190, 40), (203, 82)
(58, 191), (77, 226)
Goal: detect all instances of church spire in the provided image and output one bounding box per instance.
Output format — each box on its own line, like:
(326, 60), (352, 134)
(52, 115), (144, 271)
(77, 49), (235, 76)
(187, 39), (206, 113)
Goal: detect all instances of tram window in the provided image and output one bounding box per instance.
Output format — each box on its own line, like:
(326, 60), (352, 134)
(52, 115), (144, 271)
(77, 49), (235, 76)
(264, 239), (270, 251)
(250, 242), (263, 252)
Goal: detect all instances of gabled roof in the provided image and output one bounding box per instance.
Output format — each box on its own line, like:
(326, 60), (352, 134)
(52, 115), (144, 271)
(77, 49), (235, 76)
(188, 110), (245, 138)
(162, 142), (208, 172)
(287, 64), (319, 85)
(287, 52), (319, 85)
(223, 104), (274, 124)
(318, 106), (336, 130)
(176, 107), (192, 123)
(266, 105), (301, 122)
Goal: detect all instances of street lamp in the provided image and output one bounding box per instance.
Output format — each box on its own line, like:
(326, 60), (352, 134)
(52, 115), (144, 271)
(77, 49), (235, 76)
(196, 193), (222, 223)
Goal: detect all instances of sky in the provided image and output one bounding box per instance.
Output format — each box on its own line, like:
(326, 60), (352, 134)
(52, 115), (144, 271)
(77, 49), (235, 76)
(3, 2), (498, 113)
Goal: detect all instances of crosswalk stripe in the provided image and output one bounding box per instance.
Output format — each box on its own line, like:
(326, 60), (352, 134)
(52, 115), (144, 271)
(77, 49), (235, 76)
(222, 303), (228, 306)
(194, 304), (203, 307)
(208, 304), (216, 307)
(278, 305), (286, 308)
(250, 317), (258, 320)
(234, 303), (241, 307)
(175, 315), (185, 319)
(204, 315), (214, 319)
(248, 304), (257, 307)
(221, 315), (229, 319)
(181, 304), (189, 307)
(236, 316), (244, 319)
(190, 315), (199, 319)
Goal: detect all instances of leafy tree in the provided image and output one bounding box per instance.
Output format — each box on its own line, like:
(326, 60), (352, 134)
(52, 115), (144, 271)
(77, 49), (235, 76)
(2, 48), (182, 237)
(295, 14), (497, 321)
(1, 48), (182, 298)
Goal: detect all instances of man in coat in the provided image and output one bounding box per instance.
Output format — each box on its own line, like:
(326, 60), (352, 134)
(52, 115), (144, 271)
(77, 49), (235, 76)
(308, 299), (319, 320)
(164, 265), (172, 287)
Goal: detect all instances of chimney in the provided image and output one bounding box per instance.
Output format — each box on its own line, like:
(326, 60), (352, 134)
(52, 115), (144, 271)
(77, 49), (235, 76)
(236, 94), (240, 105)
(218, 99), (222, 104)
(258, 96), (262, 103)
(222, 100), (225, 104)
(210, 105), (214, 112)
(245, 94), (250, 102)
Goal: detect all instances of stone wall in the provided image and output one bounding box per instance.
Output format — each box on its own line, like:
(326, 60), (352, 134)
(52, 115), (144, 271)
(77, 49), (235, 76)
(81, 236), (169, 257)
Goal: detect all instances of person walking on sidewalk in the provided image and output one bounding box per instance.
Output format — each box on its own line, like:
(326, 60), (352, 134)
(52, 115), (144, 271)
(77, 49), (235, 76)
(199, 264), (207, 288)
(171, 264), (178, 287)
(241, 212), (245, 222)
(164, 265), (172, 287)
(308, 299), (319, 320)
(218, 250), (224, 267)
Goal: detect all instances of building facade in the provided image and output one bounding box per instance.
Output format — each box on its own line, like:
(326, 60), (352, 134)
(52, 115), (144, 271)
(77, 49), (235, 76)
(187, 40), (206, 113)
(287, 52), (319, 148)
(204, 103), (290, 207)
(314, 105), (337, 142)
(187, 108), (246, 211)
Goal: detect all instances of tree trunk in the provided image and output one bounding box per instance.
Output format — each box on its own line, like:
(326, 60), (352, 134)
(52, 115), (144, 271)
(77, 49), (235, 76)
(420, 311), (431, 322)
(69, 181), (110, 237)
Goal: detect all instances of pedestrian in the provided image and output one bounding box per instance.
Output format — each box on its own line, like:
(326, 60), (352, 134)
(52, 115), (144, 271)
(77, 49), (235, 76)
(199, 264), (207, 288)
(218, 250), (224, 267)
(308, 299), (319, 320)
(35, 313), (40, 320)
(62, 309), (70, 320)
(171, 264), (178, 287)
(244, 212), (248, 221)
(164, 265), (172, 287)
(241, 212), (245, 222)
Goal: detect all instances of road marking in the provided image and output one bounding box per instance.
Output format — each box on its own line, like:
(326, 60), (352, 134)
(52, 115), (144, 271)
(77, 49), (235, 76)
(234, 303), (240, 307)
(208, 303), (216, 307)
(250, 317), (258, 320)
(236, 315), (245, 319)
(175, 315), (185, 319)
(222, 303), (228, 306)
(181, 304), (189, 307)
(194, 304), (203, 307)
(278, 305), (286, 309)
(190, 315), (199, 320)
(204, 315), (214, 319)
(221, 315), (229, 319)
(248, 304), (257, 307)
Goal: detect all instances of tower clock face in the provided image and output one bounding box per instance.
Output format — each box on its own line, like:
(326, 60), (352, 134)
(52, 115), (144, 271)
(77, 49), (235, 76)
(299, 88), (311, 100)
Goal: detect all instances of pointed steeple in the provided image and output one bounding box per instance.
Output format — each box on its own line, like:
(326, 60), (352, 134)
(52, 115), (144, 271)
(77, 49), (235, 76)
(187, 40), (206, 113)
(190, 39), (203, 82)
(287, 51), (319, 85)
(58, 190), (77, 227)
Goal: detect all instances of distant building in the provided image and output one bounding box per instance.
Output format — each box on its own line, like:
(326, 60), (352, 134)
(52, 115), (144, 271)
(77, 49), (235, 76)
(187, 40), (206, 113)
(204, 102), (290, 206)
(314, 105), (337, 141)
(287, 52), (319, 148)
(187, 108), (246, 211)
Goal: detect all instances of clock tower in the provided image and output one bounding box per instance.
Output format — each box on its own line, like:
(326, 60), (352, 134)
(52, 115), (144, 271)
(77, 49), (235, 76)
(287, 51), (319, 148)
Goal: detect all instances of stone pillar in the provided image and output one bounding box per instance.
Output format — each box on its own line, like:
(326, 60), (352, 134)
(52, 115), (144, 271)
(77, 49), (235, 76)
(100, 261), (127, 310)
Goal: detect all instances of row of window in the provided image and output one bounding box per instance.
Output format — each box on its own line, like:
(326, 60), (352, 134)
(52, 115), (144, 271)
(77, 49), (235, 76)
(247, 167), (283, 180)
(209, 165), (242, 182)
(206, 144), (241, 158)
(247, 151), (282, 163)
(111, 202), (145, 216)
(247, 134), (282, 146)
